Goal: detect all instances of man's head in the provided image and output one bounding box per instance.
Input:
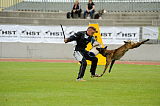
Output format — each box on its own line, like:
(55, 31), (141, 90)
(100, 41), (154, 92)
(89, 0), (93, 3)
(87, 26), (97, 36)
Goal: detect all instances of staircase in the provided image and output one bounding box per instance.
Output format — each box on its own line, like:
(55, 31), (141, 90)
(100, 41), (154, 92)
(0, 11), (160, 26)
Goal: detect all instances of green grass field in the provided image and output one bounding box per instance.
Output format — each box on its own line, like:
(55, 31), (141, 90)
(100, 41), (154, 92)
(0, 62), (160, 106)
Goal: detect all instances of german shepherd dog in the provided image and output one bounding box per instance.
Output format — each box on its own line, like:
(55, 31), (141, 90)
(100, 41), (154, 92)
(94, 9), (106, 19)
(96, 39), (149, 77)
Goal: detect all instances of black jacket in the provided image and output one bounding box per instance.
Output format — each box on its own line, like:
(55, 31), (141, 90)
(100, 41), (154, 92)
(67, 31), (95, 51)
(88, 2), (95, 10)
(72, 4), (80, 10)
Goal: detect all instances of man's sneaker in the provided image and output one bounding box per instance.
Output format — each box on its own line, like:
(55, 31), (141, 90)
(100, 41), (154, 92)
(91, 73), (101, 78)
(76, 78), (86, 82)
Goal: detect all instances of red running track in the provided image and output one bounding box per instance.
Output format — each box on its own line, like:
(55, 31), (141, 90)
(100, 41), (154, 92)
(0, 58), (160, 65)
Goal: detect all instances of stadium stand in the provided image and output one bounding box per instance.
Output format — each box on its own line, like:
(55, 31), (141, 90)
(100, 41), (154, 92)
(0, 0), (160, 44)
(2, 1), (160, 12)
(0, 11), (159, 26)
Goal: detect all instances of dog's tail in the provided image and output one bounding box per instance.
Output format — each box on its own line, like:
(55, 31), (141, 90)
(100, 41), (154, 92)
(109, 60), (115, 73)
(141, 39), (149, 44)
(133, 39), (149, 48)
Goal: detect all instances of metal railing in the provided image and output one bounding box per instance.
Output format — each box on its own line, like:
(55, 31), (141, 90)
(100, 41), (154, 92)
(0, 0), (160, 12)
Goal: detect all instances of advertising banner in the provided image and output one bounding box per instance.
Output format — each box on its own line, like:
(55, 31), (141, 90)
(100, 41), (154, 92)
(142, 27), (159, 40)
(0, 25), (84, 43)
(101, 27), (140, 44)
(0, 25), (139, 44)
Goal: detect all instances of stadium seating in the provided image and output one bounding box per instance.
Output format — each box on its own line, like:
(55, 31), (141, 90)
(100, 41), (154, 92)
(0, 11), (159, 26)
(3, 1), (160, 12)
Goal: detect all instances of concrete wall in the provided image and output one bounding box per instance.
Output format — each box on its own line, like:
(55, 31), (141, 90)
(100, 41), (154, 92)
(3, 1), (160, 12)
(0, 42), (160, 61)
(0, 11), (160, 26)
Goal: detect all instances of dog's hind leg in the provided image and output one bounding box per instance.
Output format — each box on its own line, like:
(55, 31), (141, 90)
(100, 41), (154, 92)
(109, 60), (115, 73)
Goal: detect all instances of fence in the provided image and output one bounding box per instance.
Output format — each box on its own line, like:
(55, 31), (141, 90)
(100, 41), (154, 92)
(0, 0), (160, 12)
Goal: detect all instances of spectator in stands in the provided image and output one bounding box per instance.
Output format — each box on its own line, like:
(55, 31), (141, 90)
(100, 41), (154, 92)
(83, 0), (95, 19)
(71, 0), (82, 18)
